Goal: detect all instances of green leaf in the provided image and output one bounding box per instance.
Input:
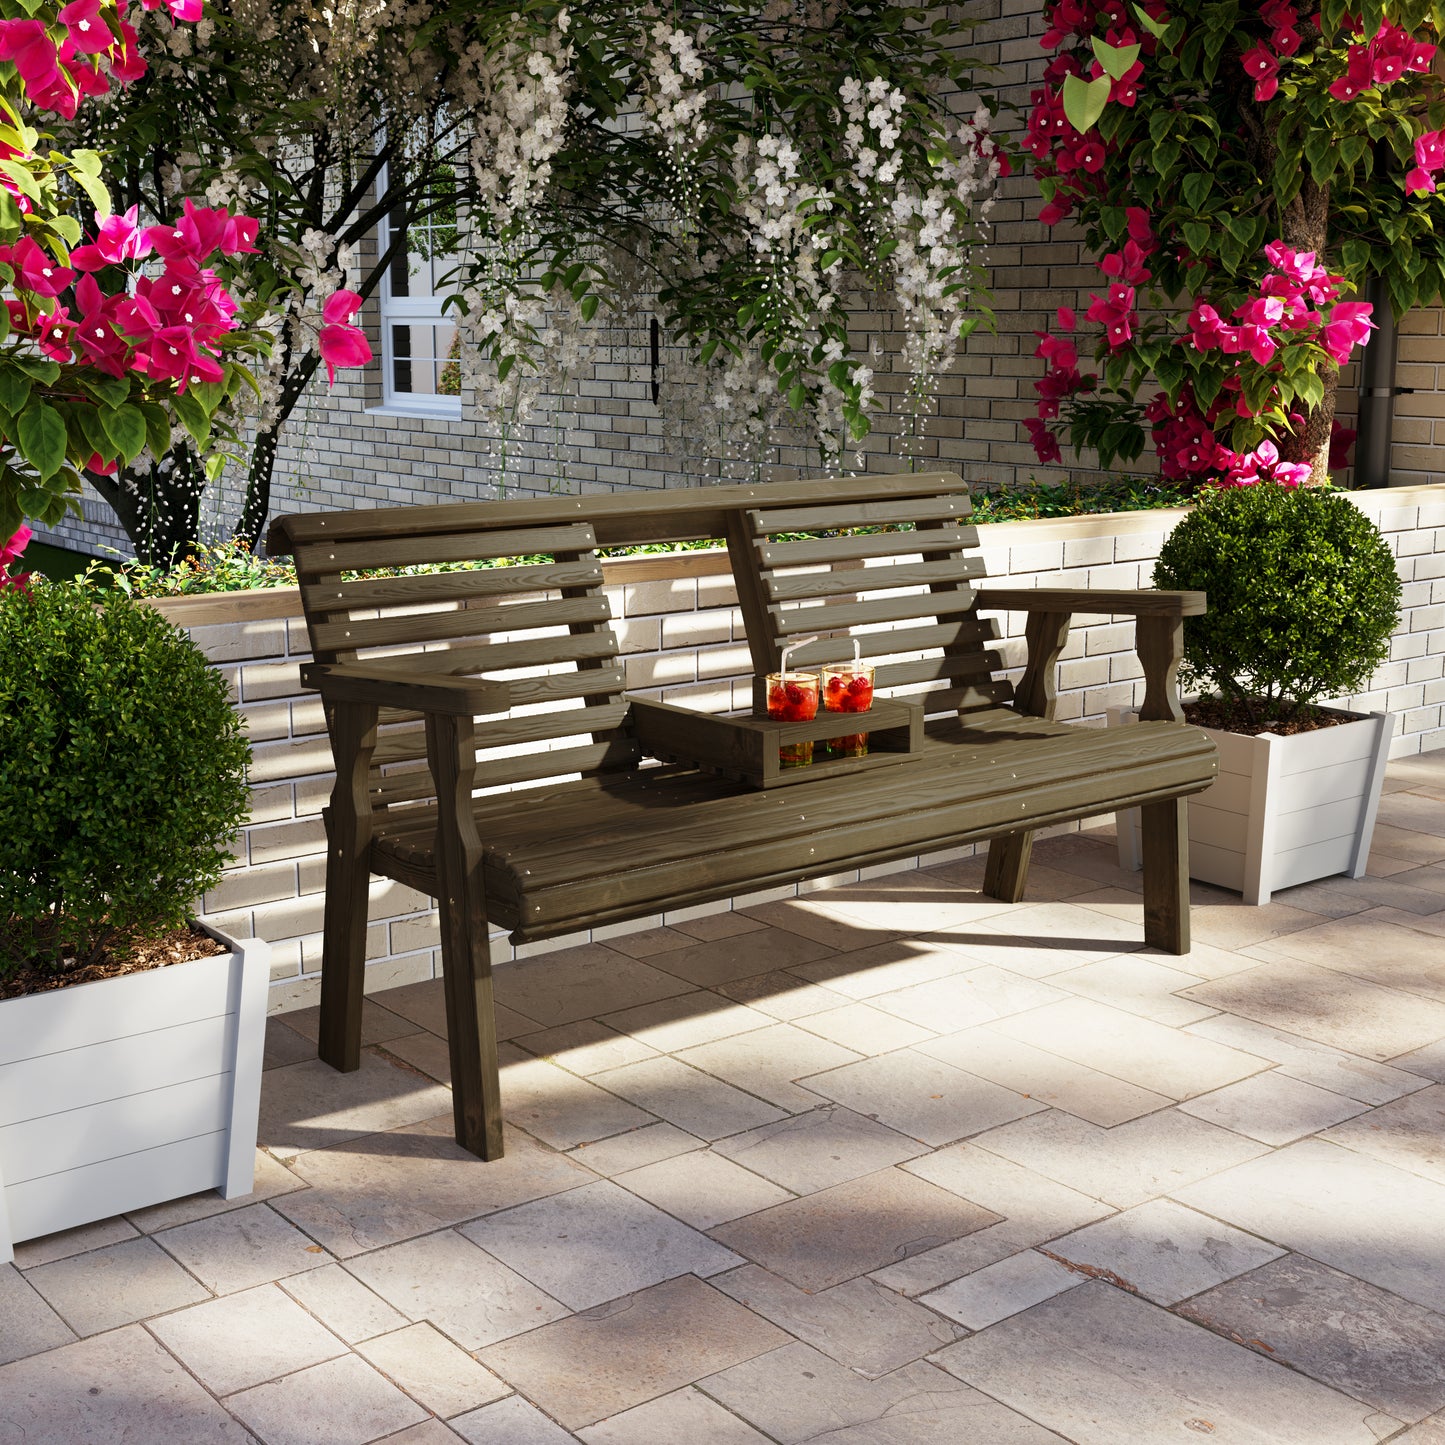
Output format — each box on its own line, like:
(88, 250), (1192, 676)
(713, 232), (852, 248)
(100, 406), (148, 465)
(140, 403), (170, 459)
(1062, 73), (1112, 134)
(579, 293), (599, 323)
(16, 400), (67, 481)
(170, 388), (211, 448)
(1091, 37), (1142, 80)
(1134, 3), (1169, 38)
(1182, 220), (1211, 257)
(1181, 172), (1213, 209)
(69, 168), (111, 222)
(0, 366), (31, 414)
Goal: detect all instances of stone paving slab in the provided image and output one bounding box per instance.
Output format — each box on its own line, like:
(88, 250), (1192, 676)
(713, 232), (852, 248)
(478, 1275), (789, 1430)
(1179, 1253), (1445, 1423)
(7, 760), (1445, 1445)
(936, 1280), (1402, 1444)
(709, 1167), (999, 1292)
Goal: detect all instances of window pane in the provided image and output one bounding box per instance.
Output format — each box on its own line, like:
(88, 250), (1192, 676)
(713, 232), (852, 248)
(390, 323), (459, 397)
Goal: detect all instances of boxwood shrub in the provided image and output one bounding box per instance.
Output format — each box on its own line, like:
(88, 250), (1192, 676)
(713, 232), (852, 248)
(1152, 482), (1402, 729)
(0, 584), (251, 975)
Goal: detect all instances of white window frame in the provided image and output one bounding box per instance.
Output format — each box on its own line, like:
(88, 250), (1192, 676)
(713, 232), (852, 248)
(369, 178), (462, 420)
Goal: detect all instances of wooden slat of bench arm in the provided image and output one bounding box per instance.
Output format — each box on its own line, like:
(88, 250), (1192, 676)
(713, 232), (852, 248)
(302, 663), (511, 717)
(974, 587), (1207, 617)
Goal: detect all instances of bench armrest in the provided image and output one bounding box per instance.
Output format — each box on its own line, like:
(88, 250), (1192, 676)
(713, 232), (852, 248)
(973, 587), (1206, 617)
(301, 663), (511, 717)
(973, 589), (1202, 725)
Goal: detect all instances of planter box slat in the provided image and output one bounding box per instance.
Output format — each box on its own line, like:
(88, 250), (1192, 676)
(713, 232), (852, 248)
(1271, 836), (1362, 893)
(2, 1075), (232, 1186)
(0, 952), (246, 1062)
(1277, 756), (1377, 807)
(1190, 840), (1248, 893)
(4, 1134), (229, 1243)
(1272, 796), (1375, 853)
(0, 1015), (235, 1128)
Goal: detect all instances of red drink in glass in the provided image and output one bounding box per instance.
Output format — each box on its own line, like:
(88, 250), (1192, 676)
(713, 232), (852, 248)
(766, 671), (819, 767)
(821, 663), (875, 757)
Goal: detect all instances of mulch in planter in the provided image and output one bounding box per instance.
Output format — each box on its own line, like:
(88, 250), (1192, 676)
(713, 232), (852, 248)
(1184, 697), (1363, 738)
(0, 923), (227, 1001)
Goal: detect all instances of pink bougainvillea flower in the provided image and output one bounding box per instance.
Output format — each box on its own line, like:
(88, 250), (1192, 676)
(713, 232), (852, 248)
(36, 305), (76, 361)
(1241, 45), (1280, 102)
(137, 0), (203, 22)
(1329, 420), (1358, 470)
(0, 524), (31, 569)
(0, 18), (61, 90)
(1322, 301), (1375, 363)
(317, 323), (372, 384)
(1329, 48), (1374, 100)
(1416, 130), (1445, 170)
(322, 288), (365, 326)
(9, 235), (73, 297)
(57, 0), (112, 55)
(1406, 165), (1436, 195)
(108, 19), (145, 83)
(1034, 332), (1078, 368)
(0, 524), (32, 591)
(70, 204), (153, 270)
(1056, 305), (1076, 331)
(1186, 302), (1230, 351)
(1023, 416), (1062, 464)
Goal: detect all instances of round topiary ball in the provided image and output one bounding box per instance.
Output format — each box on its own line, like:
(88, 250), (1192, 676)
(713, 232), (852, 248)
(1152, 482), (1402, 728)
(0, 583), (251, 974)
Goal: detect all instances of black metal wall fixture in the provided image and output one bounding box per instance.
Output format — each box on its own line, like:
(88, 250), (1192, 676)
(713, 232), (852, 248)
(1354, 276), (1414, 489)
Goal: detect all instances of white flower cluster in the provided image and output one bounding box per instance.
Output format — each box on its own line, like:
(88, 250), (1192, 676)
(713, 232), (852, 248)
(841, 79), (1002, 460)
(642, 22), (708, 157)
(467, 15), (574, 231)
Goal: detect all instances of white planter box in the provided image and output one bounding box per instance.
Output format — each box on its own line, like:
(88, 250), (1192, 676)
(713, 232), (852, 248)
(0, 927), (269, 1262)
(1115, 708), (1395, 905)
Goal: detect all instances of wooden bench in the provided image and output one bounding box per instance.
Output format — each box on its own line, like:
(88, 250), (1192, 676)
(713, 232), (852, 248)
(266, 473), (1214, 1160)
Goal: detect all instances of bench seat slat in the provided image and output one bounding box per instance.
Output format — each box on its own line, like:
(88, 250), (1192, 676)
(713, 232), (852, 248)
(293, 523), (600, 576)
(312, 594), (613, 653)
(765, 555), (984, 602)
(303, 559), (605, 614)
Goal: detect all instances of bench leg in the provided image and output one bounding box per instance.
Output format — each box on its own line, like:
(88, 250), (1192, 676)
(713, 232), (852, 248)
(436, 891), (505, 1162)
(983, 831), (1034, 904)
(427, 713), (505, 1162)
(1141, 798), (1191, 954)
(318, 702), (379, 1075)
(317, 834), (371, 1073)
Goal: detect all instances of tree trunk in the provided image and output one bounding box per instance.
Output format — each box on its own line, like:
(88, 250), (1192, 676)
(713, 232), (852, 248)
(234, 352), (322, 550)
(91, 448), (208, 567)
(1268, 121), (1337, 483)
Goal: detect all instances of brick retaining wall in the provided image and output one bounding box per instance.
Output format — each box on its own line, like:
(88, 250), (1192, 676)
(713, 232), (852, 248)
(155, 487), (1445, 1010)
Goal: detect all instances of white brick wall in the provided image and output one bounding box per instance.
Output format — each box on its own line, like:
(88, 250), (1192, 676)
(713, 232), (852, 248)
(157, 491), (1445, 1012)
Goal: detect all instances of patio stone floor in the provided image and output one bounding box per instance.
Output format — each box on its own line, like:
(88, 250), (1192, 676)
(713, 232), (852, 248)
(4, 750), (1445, 1443)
